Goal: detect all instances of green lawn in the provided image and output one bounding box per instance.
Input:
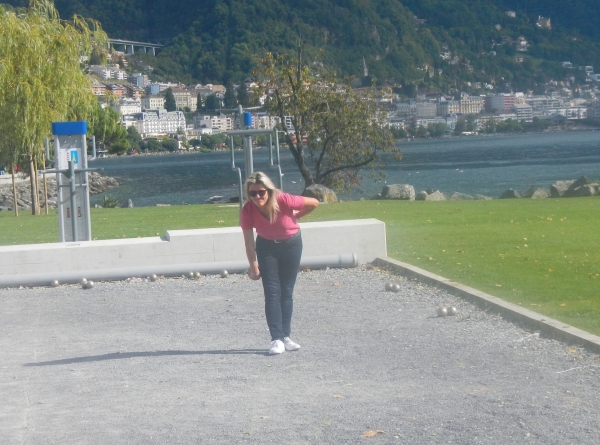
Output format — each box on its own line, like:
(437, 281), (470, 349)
(1, 197), (599, 335)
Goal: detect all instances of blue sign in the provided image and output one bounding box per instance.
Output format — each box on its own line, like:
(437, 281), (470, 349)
(52, 121), (87, 136)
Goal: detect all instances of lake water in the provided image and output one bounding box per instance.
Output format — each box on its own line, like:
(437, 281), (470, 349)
(88, 131), (600, 207)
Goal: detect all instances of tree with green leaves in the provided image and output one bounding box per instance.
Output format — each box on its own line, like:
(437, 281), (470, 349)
(237, 84), (250, 108)
(164, 88), (177, 111)
(223, 80), (237, 108)
(204, 94), (220, 112)
(87, 105), (129, 155)
(255, 46), (399, 191)
(126, 126), (143, 152)
(0, 0), (109, 215)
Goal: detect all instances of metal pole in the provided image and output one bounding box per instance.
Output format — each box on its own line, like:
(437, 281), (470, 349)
(82, 135), (92, 240)
(274, 130), (283, 190)
(246, 136), (254, 178)
(68, 160), (78, 242)
(54, 138), (65, 242)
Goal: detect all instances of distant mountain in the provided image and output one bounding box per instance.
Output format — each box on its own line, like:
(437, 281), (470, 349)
(4, 0), (600, 91)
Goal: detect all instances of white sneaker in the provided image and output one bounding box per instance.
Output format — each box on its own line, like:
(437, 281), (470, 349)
(283, 337), (301, 351)
(269, 340), (285, 355)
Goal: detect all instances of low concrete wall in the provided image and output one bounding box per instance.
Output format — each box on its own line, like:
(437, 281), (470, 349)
(0, 219), (386, 280)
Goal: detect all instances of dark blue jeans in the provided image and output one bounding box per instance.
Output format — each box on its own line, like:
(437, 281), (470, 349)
(256, 232), (303, 341)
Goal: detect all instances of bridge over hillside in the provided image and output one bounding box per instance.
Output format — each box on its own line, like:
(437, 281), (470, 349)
(109, 38), (164, 56)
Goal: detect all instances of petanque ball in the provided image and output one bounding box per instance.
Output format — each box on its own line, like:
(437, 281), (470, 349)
(220, 270), (229, 278)
(187, 271), (195, 279)
(80, 278), (88, 286)
(51, 280), (59, 287)
(149, 274), (158, 282)
(385, 282), (394, 291)
(437, 306), (448, 317)
(194, 272), (201, 279)
(391, 283), (401, 292)
(447, 306), (457, 316)
(86, 281), (95, 289)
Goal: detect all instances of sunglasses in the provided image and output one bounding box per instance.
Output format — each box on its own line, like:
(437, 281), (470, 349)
(249, 189), (268, 198)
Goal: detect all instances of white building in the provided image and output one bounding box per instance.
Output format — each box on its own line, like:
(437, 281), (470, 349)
(128, 109), (186, 137)
(89, 64), (127, 80)
(194, 114), (234, 134)
(252, 113), (280, 129)
(511, 104), (533, 122)
(111, 98), (142, 116)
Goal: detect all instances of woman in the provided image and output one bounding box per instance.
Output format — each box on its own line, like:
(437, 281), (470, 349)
(241, 172), (319, 355)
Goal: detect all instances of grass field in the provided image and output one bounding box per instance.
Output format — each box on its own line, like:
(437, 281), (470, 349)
(1, 197), (599, 335)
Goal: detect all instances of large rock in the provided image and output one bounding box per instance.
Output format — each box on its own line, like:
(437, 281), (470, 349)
(564, 176), (595, 197)
(450, 192), (474, 201)
(499, 188), (521, 199)
(416, 190), (446, 201)
(303, 184), (338, 203)
(381, 184), (415, 200)
(522, 186), (550, 199)
(569, 184), (599, 197)
(550, 180), (575, 197)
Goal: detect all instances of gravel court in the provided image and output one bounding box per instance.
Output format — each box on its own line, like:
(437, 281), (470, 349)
(1, 266), (599, 444)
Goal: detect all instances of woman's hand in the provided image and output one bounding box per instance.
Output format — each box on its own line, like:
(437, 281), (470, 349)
(248, 268), (261, 280)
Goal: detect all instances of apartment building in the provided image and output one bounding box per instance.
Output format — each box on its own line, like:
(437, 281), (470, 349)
(141, 95), (165, 111)
(485, 94), (516, 112)
(89, 65), (127, 81)
(194, 114), (233, 134)
(437, 100), (460, 116)
(459, 93), (484, 114)
(170, 88), (198, 111)
(511, 104), (533, 122)
(111, 98), (142, 115)
(130, 109), (186, 137)
(90, 78), (106, 96)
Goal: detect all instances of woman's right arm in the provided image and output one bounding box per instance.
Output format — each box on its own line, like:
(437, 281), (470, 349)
(243, 229), (261, 280)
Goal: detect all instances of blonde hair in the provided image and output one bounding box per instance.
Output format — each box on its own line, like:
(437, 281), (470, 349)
(244, 171), (280, 222)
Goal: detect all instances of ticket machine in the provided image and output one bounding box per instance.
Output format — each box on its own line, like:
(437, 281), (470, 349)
(47, 121), (97, 242)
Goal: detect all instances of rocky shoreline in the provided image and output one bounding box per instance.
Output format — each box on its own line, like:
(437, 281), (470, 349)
(0, 172), (119, 212)
(373, 176), (599, 201)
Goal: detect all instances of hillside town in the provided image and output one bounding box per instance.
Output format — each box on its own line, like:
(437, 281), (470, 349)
(89, 50), (600, 148)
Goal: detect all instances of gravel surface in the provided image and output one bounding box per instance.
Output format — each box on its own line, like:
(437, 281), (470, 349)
(1, 266), (600, 444)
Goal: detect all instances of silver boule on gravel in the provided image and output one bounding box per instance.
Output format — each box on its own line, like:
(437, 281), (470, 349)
(220, 270), (229, 278)
(194, 272), (201, 279)
(187, 271), (195, 279)
(50, 280), (59, 287)
(391, 283), (401, 292)
(79, 278), (88, 286)
(447, 306), (458, 316)
(149, 274), (158, 282)
(437, 306), (448, 317)
(385, 282), (393, 291)
(85, 281), (95, 289)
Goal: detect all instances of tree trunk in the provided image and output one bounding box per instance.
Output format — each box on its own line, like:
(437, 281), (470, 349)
(285, 137), (314, 188)
(29, 155), (40, 215)
(11, 166), (19, 217)
(44, 172), (49, 215)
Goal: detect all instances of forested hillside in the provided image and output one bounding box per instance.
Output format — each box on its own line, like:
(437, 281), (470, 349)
(4, 0), (600, 91)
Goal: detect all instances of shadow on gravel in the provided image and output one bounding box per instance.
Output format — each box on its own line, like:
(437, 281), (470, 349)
(24, 349), (267, 366)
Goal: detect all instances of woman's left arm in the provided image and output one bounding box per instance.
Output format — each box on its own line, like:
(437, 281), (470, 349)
(294, 197), (319, 219)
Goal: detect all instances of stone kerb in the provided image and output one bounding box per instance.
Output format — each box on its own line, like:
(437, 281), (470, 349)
(0, 219), (386, 287)
(374, 257), (600, 353)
